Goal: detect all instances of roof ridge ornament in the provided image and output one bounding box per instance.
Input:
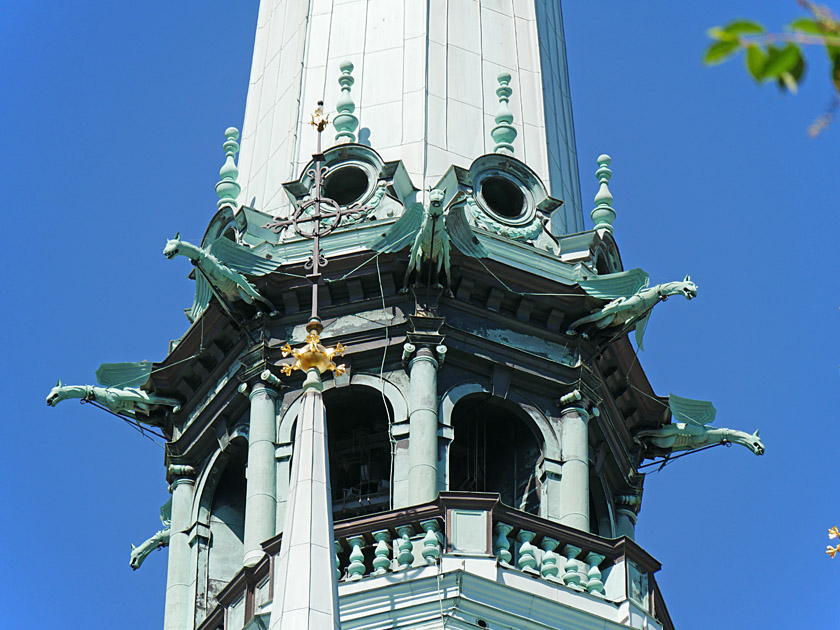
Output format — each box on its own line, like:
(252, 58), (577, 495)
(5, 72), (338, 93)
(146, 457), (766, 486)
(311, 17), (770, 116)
(215, 127), (241, 211)
(591, 154), (615, 234)
(491, 72), (517, 155)
(333, 60), (358, 144)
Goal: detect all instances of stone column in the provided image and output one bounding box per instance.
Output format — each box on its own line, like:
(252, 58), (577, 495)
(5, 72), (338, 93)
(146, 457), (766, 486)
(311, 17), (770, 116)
(615, 495), (641, 540)
(164, 464), (196, 630)
(559, 405), (591, 531)
(407, 345), (440, 505)
(242, 380), (278, 567)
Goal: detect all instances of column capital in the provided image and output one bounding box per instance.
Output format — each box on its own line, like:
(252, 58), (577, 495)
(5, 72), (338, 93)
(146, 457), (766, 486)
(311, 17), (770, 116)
(615, 493), (643, 515)
(167, 464), (196, 486)
(249, 381), (278, 400)
(238, 379), (279, 400)
(404, 344), (447, 370)
(560, 404), (590, 420)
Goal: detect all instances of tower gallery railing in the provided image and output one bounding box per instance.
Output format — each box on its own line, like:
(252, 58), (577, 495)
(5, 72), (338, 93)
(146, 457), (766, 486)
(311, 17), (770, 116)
(199, 492), (673, 630)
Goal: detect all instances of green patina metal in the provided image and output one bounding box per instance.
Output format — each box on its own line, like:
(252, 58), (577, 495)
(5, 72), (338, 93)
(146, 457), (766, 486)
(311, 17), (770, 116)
(163, 233), (280, 320)
(215, 127), (241, 210)
(491, 73), (517, 155)
(590, 154), (616, 233)
(46, 380), (181, 417)
(569, 268), (698, 350)
(95, 360), (153, 389)
(130, 498), (172, 570)
(333, 60), (358, 144)
(635, 393), (765, 455)
(384, 188), (488, 290)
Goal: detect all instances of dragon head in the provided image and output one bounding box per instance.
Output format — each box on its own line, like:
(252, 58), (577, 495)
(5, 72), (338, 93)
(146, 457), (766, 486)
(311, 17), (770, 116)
(163, 232), (182, 259)
(680, 275), (698, 300)
(747, 429), (765, 456)
(46, 379), (64, 406)
(428, 188), (446, 215)
(129, 544), (142, 570)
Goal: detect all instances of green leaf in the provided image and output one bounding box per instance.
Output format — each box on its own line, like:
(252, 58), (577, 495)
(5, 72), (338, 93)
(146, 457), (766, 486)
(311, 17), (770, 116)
(829, 48), (840, 92)
(790, 18), (824, 36)
(763, 44), (802, 79)
(789, 50), (806, 83)
(723, 20), (765, 35)
(707, 26), (738, 42)
(745, 45), (768, 81)
(704, 40), (741, 65)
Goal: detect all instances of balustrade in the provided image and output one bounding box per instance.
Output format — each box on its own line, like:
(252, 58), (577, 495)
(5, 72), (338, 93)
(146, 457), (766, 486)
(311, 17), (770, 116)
(199, 493), (669, 630)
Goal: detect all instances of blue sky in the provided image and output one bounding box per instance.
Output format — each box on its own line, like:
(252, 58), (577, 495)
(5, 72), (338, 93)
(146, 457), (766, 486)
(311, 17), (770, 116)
(1, 2), (837, 629)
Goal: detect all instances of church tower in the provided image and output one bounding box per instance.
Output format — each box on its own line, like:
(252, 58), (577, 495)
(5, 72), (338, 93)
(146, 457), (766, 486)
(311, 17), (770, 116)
(48, 2), (765, 630)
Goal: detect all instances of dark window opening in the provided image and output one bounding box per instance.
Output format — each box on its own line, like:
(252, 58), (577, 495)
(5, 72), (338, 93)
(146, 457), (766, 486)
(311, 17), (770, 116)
(449, 394), (541, 514)
(595, 254), (611, 275)
(323, 165), (369, 207)
(208, 442), (247, 603)
(323, 385), (393, 520)
(480, 176), (526, 219)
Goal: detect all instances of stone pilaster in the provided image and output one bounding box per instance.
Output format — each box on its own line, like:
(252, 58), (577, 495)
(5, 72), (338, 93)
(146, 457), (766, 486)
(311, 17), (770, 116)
(240, 380), (279, 567)
(558, 404), (591, 532)
(406, 344), (443, 505)
(163, 464), (196, 630)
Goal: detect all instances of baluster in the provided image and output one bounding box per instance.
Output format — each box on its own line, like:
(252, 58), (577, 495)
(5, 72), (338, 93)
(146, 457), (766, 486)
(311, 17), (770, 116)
(585, 552), (606, 595)
(420, 520), (443, 565)
(395, 525), (415, 570)
(493, 522), (514, 565)
(371, 530), (392, 575)
(562, 544), (584, 590)
(516, 530), (538, 572)
(334, 540), (343, 581)
(347, 535), (366, 580)
(540, 536), (560, 580)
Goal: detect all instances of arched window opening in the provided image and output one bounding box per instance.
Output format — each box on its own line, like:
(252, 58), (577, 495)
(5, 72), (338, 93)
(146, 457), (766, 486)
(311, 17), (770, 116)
(207, 441), (247, 603)
(449, 394), (542, 515)
(322, 385), (394, 520)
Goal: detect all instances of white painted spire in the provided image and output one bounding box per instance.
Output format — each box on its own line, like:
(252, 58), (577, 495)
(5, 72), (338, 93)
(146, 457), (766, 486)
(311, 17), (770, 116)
(236, 0), (583, 233)
(268, 370), (340, 630)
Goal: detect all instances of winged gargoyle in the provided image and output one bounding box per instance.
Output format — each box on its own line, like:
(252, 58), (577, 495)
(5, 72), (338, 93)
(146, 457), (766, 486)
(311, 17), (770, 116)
(163, 233), (281, 321)
(635, 394), (764, 455)
(567, 268), (697, 350)
(130, 498), (172, 570)
(47, 361), (180, 418)
(371, 188), (488, 290)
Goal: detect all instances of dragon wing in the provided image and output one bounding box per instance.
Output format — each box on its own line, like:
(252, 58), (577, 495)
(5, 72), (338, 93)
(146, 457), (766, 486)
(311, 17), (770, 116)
(577, 267), (649, 300)
(159, 497), (173, 527)
(668, 393), (717, 426)
(633, 311), (652, 351)
(186, 269), (213, 323)
(446, 204), (489, 259)
(95, 361), (153, 388)
(371, 201), (425, 253)
(208, 236), (282, 277)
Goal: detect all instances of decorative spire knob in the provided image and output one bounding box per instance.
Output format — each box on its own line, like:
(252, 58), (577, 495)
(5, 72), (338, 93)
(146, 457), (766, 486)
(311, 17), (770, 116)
(333, 60), (358, 144)
(215, 127), (241, 211)
(491, 72), (517, 155)
(591, 154), (615, 233)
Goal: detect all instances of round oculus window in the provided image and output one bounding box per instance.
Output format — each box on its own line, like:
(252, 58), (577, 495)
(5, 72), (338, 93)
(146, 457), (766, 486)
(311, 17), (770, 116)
(323, 165), (370, 207)
(479, 175), (526, 220)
